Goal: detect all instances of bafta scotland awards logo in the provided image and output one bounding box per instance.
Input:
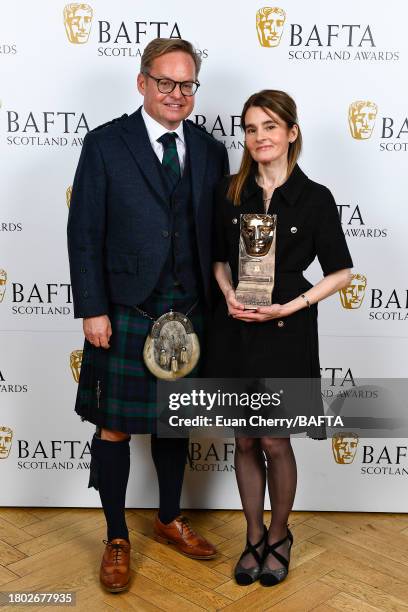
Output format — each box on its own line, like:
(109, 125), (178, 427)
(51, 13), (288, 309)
(64, 4), (93, 44)
(348, 101), (378, 140)
(256, 7), (286, 47)
(332, 432), (359, 464)
(0, 272), (72, 316)
(254, 10), (398, 62)
(0, 269), (6, 303)
(339, 273), (367, 310)
(66, 186), (72, 208)
(70, 350), (83, 383)
(0, 426), (13, 459)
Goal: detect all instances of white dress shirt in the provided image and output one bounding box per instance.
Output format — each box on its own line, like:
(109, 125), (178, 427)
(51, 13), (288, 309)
(141, 106), (186, 173)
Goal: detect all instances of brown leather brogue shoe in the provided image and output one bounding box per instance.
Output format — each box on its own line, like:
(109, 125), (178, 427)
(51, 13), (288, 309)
(99, 538), (131, 593)
(154, 515), (217, 559)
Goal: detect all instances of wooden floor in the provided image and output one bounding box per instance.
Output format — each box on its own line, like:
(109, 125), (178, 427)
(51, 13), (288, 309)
(1, 508), (408, 611)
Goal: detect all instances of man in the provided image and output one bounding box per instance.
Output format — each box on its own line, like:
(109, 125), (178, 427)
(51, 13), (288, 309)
(67, 38), (229, 593)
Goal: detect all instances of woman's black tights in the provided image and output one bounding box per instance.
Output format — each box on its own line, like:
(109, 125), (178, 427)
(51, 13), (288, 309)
(234, 436), (297, 569)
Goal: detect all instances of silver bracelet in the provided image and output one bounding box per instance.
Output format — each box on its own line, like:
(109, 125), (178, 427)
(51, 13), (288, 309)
(300, 293), (311, 308)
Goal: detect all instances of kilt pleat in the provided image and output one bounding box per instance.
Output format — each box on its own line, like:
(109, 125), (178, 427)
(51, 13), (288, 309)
(74, 288), (203, 434)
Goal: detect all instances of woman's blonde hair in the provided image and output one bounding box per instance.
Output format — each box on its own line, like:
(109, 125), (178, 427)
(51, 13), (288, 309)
(227, 90), (302, 206)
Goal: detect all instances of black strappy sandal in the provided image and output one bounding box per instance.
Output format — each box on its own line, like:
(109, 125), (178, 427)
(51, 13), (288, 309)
(259, 526), (293, 587)
(234, 525), (267, 585)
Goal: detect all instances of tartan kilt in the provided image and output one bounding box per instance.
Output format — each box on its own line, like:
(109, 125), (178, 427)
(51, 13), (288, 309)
(74, 288), (204, 434)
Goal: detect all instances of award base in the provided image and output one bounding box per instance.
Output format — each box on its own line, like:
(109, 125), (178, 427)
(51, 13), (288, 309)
(236, 281), (273, 309)
(237, 213), (277, 309)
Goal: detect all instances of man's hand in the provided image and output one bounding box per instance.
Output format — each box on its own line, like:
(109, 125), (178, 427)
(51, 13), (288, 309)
(83, 315), (112, 348)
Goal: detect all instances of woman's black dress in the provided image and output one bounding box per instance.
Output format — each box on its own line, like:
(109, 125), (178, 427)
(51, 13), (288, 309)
(206, 165), (353, 435)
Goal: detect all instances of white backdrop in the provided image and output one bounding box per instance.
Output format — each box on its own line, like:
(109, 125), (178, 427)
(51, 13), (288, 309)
(1, 0), (408, 510)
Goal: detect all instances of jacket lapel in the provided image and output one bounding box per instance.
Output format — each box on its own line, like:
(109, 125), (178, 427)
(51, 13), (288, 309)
(184, 121), (208, 218)
(119, 108), (168, 206)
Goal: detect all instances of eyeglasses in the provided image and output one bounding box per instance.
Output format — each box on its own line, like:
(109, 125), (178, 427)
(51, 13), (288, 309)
(143, 72), (200, 97)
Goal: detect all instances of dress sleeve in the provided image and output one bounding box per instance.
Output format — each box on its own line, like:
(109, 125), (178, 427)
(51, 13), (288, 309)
(314, 186), (353, 276)
(212, 179), (229, 263)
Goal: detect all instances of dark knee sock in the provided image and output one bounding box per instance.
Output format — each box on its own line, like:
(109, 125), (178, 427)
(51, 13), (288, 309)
(151, 435), (189, 524)
(89, 433), (130, 541)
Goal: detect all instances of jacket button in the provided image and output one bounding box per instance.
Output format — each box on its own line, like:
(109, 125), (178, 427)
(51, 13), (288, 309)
(277, 320), (284, 327)
(83, 290), (89, 298)
(80, 267), (87, 273)
(232, 218), (238, 224)
(162, 230), (169, 238)
(290, 227), (298, 234)
(174, 231), (180, 238)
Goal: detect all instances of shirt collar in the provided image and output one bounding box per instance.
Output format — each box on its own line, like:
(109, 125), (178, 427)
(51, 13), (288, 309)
(141, 106), (185, 146)
(242, 163), (308, 207)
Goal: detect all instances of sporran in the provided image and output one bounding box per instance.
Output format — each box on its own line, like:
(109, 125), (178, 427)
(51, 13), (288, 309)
(137, 304), (200, 380)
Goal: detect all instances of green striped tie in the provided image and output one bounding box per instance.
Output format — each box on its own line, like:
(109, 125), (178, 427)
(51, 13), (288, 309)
(157, 132), (181, 189)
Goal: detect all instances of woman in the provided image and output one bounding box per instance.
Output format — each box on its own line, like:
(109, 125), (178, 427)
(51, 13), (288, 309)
(210, 90), (353, 586)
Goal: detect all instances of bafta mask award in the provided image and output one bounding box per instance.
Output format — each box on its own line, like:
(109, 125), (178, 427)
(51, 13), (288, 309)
(235, 213), (277, 308)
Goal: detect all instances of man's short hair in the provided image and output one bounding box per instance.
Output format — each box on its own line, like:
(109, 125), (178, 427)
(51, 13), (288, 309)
(140, 38), (201, 77)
